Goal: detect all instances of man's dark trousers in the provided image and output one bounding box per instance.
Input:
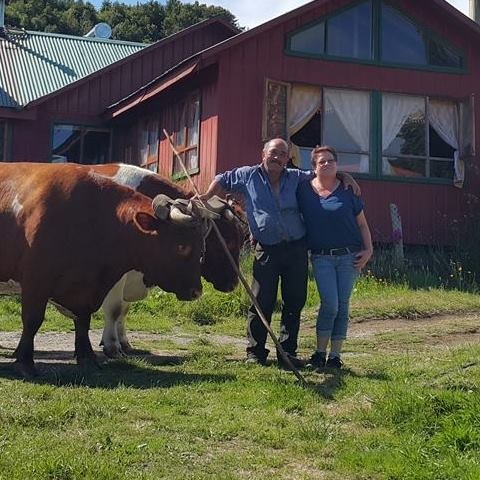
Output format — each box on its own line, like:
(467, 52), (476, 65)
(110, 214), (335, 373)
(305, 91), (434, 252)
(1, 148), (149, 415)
(246, 238), (308, 362)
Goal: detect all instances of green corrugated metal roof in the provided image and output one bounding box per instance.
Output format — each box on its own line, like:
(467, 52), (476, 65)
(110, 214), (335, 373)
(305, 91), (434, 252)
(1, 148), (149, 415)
(0, 30), (147, 108)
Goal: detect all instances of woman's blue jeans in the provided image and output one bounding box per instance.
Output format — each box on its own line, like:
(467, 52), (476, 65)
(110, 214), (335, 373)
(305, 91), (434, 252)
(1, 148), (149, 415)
(311, 253), (359, 340)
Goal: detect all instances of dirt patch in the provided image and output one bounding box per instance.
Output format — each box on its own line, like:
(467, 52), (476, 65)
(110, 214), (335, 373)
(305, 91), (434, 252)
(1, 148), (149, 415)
(0, 313), (478, 367)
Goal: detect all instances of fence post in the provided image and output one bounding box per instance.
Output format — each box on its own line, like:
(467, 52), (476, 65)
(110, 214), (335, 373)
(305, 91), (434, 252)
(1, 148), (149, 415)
(390, 203), (404, 267)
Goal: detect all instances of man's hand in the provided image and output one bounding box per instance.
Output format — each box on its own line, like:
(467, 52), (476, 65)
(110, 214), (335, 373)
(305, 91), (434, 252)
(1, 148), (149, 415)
(337, 172), (361, 196)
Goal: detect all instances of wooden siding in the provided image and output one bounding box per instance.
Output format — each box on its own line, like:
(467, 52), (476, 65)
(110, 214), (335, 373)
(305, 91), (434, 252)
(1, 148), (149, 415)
(109, 69), (219, 194)
(213, 0), (480, 244)
(43, 24), (232, 118)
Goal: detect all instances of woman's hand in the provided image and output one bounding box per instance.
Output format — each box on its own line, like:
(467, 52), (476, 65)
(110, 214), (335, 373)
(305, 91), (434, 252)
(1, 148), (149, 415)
(354, 249), (372, 270)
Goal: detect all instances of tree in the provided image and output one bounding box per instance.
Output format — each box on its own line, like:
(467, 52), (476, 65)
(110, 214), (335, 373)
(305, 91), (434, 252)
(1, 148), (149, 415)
(5, 0), (239, 43)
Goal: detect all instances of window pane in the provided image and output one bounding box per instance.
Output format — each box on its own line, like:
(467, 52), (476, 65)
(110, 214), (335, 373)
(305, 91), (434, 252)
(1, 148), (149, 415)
(52, 125), (81, 163)
(139, 125), (149, 165)
(290, 112), (322, 148)
(383, 101), (426, 157)
(430, 159), (454, 179)
(327, 1), (372, 60)
(186, 149), (198, 171)
(82, 131), (110, 165)
(175, 105), (186, 147)
(337, 153), (369, 173)
(187, 98), (200, 147)
(429, 125), (455, 159)
(381, 5), (427, 65)
(298, 148), (313, 170)
(148, 120), (158, 157)
(324, 89), (370, 154)
(460, 96), (475, 157)
(173, 153), (186, 175)
(382, 156), (426, 177)
(428, 39), (463, 68)
(290, 21), (325, 55)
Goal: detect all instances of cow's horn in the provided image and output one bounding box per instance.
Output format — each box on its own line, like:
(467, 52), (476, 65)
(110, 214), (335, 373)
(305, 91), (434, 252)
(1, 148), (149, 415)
(152, 194), (173, 220)
(170, 205), (196, 224)
(223, 209), (235, 221)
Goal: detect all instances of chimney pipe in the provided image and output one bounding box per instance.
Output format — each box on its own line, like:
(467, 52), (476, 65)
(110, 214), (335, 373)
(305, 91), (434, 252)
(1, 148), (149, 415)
(0, 0), (5, 29)
(470, 0), (480, 23)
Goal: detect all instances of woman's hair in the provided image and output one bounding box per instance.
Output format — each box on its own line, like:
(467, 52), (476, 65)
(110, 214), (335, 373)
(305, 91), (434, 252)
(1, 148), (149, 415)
(310, 145), (338, 168)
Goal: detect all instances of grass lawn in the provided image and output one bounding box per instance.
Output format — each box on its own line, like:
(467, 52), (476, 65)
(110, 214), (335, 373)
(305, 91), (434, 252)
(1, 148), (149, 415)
(0, 274), (479, 479)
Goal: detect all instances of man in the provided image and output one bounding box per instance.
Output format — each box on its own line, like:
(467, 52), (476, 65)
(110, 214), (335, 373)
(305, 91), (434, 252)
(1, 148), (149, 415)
(200, 139), (358, 368)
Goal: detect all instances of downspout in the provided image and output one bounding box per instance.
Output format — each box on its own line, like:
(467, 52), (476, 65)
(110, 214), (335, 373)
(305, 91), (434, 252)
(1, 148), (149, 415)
(470, 0), (480, 23)
(0, 0), (5, 31)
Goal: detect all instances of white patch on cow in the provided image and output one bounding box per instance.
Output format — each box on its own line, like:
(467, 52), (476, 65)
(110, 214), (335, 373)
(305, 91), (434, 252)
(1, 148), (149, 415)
(0, 280), (21, 295)
(111, 164), (155, 189)
(11, 194), (23, 218)
(100, 270), (150, 357)
(122, 270), (148, 302)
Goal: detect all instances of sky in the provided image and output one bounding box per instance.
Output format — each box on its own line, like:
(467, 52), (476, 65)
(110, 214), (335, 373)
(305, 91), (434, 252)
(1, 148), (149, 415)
(89, 0), (470, 29)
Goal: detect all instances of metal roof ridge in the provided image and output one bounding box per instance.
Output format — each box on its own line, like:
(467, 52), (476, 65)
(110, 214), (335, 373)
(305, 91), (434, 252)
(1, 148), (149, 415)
(22, 29), (148, 47)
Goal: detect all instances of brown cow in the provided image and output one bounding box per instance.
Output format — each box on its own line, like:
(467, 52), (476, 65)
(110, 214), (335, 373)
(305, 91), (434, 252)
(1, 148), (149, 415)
(87, 163), (246, 358)
(0, 163), (206, 376)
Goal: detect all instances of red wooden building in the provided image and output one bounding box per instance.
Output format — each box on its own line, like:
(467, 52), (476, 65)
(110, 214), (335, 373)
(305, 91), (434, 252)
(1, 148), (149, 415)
(2, 0), (479, 245)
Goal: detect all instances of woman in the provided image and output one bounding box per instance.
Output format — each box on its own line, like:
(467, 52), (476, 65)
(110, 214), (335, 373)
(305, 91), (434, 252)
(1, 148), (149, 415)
(297, 146), (373, 370)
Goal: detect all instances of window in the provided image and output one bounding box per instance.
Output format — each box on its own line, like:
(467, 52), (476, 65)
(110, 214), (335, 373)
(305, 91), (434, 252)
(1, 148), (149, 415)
(270, 80), (473, 184)
(290, 87), (370, 173)
(172, 94), (200, 177)
(52, 125), (110, 164)
(139, 118), (159, 172)
(287, 0), (465, 72)
(382, 94), (458, 180)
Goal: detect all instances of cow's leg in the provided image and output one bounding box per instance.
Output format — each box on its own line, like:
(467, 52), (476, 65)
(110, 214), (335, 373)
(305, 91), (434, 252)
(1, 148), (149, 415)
(14, 296), (48, 378)
(100, 276), (126, 358)
(73, 314), (99, 370)
(117, 303), (132, 354)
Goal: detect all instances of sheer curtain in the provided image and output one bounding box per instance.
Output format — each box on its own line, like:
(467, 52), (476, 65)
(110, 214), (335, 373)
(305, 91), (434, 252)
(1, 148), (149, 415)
(288, 84), (322, 167)
(324, 89), (370, 172)
(428, 99), (463, 188)
(382, 94), (424, 175)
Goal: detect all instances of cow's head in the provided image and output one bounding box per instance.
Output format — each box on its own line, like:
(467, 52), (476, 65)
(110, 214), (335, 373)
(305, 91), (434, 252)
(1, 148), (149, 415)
(198, 196), (247, 292)
(134, 195), (209, 301)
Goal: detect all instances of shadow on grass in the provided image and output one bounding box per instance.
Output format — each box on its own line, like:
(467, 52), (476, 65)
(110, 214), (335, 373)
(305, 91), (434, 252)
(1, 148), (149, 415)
(309, 367), (390, 400)
(0, 351), (235, 389)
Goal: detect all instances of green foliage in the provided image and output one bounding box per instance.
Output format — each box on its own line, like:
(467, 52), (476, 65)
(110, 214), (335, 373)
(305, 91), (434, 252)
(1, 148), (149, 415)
(5, 0), (240, 43)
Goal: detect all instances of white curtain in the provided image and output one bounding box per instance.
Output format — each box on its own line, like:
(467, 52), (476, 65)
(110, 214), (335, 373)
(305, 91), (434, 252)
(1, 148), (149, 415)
(288, 84), (322, 167)
(428, 99), (463, 188)
(324, 89), (370, 172)
(382, 94), (424, 175)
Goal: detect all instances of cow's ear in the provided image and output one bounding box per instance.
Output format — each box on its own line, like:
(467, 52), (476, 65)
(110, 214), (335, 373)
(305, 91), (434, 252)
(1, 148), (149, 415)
(134, 212), (159, 234)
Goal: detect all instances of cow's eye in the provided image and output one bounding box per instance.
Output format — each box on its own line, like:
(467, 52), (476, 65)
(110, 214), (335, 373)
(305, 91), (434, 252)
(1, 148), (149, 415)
(176, 244), (192, 257)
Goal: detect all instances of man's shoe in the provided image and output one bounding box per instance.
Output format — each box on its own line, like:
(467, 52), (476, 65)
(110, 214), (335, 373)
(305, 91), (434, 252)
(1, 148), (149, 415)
(245, 353), (266, 366)
(325, 356), (343, 369)
(306, 351), (326, 370)
(277, 352), (306, 370)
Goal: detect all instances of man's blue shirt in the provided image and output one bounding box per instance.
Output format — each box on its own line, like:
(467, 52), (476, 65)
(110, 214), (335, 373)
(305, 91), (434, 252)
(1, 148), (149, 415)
(216, 165), (311, 245)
